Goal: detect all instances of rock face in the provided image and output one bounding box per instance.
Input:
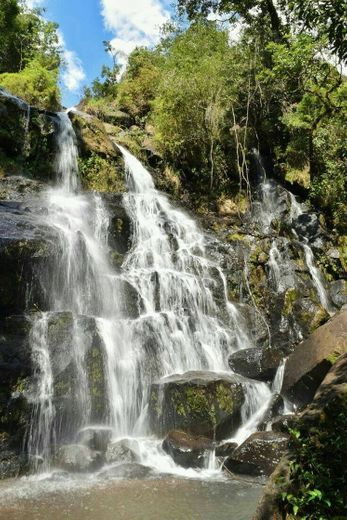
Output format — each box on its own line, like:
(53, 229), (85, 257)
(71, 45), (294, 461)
(162, 430), (212, 468)
(149, 371), (245, 440)
(254, 354), (347, 520)
(224, 432), (289, 477)
(282, 308), (347, 408)
(228, 347), (281, 382)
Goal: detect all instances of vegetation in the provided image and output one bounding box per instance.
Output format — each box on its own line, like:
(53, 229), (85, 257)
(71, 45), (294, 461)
(80, 0), (346, 232)
(0, 0), (61, 109)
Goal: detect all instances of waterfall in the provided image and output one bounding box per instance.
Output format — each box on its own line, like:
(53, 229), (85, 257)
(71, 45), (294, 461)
(28, 115), (257, 475)
(289, 193), (331, 313)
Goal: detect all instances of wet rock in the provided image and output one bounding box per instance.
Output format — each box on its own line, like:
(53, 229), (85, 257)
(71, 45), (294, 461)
(271, 415), (298, 434)
(223, 432), (289, 477)
(105, 439), (138, 465)
(77, 427), (113, 453)
(282, 308), (347, 408)
(0, 202), (58, 316)
(162, 430), (212, 468)
(101, 193), (131, 255)
(293, 213), (325, 246)
(257, 394), (284, 431)
(98, 463), (153, 480)
(0, 176), (44, 201)
(55, 444), (103, 472)
(0, 433), (28, 479)
(329, 280), (347, 308)
(149, 371), (245, 440)
(228, 347), (281, 382)
(215, 441), (238, 458)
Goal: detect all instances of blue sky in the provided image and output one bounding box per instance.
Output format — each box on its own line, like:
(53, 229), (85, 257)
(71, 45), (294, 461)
(28, 0), (173, 107)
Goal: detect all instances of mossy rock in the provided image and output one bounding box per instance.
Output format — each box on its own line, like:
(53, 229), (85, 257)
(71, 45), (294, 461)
(149, 371), (245, 441)
(69, 111), (120, 159)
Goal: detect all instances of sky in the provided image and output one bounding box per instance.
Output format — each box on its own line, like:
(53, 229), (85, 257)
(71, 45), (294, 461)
(27, 0), (173, 107)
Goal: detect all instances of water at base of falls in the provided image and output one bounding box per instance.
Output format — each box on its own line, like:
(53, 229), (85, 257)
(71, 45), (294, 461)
(26, 114), (281, 481)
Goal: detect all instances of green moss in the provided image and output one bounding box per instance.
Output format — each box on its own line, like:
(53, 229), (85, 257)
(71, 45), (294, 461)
(227, 233), (246, 242)
(283, 288), (299, 316)
(216, 383), (234, 414)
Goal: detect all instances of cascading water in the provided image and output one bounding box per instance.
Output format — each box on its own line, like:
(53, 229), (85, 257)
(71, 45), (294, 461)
(27, 116), (283, 478)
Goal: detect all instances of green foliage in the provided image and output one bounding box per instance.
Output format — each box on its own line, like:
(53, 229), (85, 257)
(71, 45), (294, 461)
(287, 0), (347, 62)
(0, 0), (61, 74)
(0, 59), (60, 110)
(280, 411), (347, 518)
(117, 47), (162, 121)
(78, 153), (125, 193)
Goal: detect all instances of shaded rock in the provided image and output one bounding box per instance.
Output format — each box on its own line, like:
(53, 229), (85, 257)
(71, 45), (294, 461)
(228, 347), (281, 382)
(149, 371), (245, 440)
(105, 439), (138, 465)
(162, 430), (212, 468)
(101, 193), (131, 255)
(271, 415), (298, 434)
(215, 441), (238, 458)
(77, 427), (113, 453)
(224, 432), (289, 477)
(98, 463), (153, 480)
(55, 444), (103, 473)
(0, 433), (28, 479)
(282, 308), (347, 408)
(329, 280), (347, 308)
(257, 394), (284, 431)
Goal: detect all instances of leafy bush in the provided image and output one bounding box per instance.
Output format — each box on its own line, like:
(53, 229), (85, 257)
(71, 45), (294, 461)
(0, 60), (60, 110)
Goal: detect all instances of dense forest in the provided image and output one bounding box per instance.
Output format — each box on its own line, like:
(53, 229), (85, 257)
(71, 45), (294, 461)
(0, 1), (346, 518)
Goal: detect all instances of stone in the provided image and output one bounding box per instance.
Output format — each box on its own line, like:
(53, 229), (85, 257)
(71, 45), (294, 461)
(0, 176), (44, 201)
(105, 439), (139, 465)
(271, 414), (298, 434)
(149, 371), (245, 440)
(55, 444), (103, 473)
(215, 441), (238, 458)
(223, 432), (289, 477)
(162, 430), (212, 468)
(77, 427), (113, 453)
(282, 308), (347, 408)
(228, 347), (282, 382)
(69, 110), (121, 159)
(257, 394), (285, 431)
(329, 280), (347, 308)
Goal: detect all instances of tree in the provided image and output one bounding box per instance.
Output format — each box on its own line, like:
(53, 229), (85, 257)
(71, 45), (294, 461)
(177, 0), (284, 41)
(287, 0), (347, 62)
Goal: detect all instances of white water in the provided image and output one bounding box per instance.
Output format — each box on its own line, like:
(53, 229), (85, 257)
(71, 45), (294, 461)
(28, 114), (268, 479)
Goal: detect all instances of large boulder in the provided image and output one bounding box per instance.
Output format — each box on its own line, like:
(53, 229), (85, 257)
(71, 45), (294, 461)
(228, 347), (281, 382)
(105, 439), (138, 465)
(282, 308), (347, 408)
(55, 444), (103, 472)
(77, 427), (113, 453)
(149, 371), (245, 440)
(162, 430), (212, 468)
(224, 431), (289, 477)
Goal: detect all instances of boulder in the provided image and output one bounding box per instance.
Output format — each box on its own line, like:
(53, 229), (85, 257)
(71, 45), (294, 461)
(149, 371), (245, 440)
(0, 176), (44, 201)
(271, 415), (298, 434)
(162, 430), (212, 468)
(282, 308), (347, 408)
(105, 439), (138, 465)
(228, 347), (282, 382)
(55, 444), (103, 473)
(224, 432), (289, 477)
(215, 441), (238, 458)
(257, 394), (284, 431)
(77, 427), (113, 453)
(329, 280), (347, 308)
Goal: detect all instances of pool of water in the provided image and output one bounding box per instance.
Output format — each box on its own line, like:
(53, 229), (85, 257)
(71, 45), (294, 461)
(0, 476), (263, 520)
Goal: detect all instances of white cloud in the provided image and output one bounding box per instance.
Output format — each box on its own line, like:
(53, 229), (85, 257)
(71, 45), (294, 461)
(58, 32), (86, 93)
(100, 0), (169, 70)
(25, 0), (45, 8)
